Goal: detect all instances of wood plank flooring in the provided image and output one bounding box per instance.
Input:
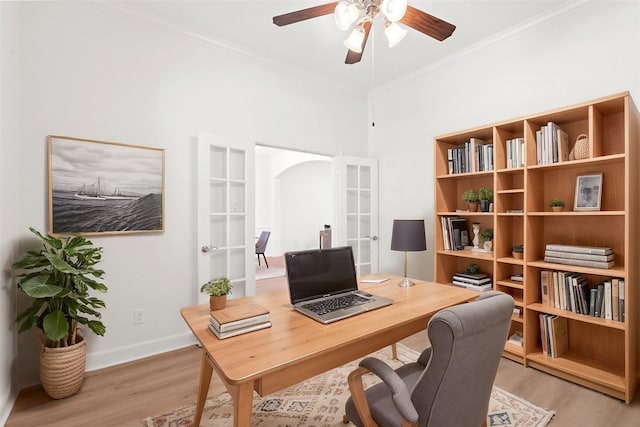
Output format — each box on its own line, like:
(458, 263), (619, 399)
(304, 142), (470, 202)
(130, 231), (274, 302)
(7, 257), (640, 426)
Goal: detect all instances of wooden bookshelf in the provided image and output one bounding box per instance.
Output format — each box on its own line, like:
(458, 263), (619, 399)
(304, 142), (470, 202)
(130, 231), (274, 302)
(434, 92), (639, 403)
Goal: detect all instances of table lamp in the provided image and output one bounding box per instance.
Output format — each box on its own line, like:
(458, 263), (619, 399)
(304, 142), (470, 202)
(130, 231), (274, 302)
(391, 219), (427, 287)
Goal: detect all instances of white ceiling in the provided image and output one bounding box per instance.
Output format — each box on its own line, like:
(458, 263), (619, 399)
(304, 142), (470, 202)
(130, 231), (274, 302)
(106, 1), (583, 93)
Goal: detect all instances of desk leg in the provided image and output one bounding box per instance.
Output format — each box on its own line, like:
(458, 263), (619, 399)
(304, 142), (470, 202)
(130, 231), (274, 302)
(229, 382), (254, 427)
(193, 351), (214, 427)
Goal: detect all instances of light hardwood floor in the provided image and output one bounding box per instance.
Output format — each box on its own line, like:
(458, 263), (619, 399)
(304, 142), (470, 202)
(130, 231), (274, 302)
(7, 257), (640, 426)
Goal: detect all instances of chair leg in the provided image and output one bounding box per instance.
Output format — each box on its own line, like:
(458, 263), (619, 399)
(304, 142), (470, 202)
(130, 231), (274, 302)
(257, 254), (261, 266)
(262, 254), (269, 268)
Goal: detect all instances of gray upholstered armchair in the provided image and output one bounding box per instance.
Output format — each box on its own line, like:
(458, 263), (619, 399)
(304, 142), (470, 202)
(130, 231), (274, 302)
(345, 291), (514, 427)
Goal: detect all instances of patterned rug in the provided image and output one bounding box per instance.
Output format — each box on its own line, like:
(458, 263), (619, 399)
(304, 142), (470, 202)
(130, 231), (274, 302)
(141, 345), (554, 427)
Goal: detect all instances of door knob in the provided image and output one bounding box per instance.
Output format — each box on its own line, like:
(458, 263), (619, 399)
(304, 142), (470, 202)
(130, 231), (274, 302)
(201, 245), (218, 253)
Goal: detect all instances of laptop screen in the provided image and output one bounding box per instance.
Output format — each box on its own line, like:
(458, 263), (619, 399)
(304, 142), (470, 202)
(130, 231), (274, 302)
(285, 246), (359, 304)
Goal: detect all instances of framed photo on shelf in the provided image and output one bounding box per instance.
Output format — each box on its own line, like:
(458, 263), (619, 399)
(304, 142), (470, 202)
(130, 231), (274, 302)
(48, 135), (165, 235)
(573, 173), (602, 211)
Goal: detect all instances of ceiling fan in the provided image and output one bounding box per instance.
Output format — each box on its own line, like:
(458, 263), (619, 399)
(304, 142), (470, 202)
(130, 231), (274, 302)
(273, 0), (456, 64)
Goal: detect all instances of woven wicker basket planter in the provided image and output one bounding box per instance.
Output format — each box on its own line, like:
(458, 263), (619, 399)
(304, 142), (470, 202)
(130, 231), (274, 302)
(40, 335), (87, 399)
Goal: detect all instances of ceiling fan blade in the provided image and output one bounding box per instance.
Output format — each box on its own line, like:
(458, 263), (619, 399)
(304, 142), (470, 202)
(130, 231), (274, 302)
(400, 5), (456, 41)
(345, 21), (372, 65)
(273, 2), (339, 26)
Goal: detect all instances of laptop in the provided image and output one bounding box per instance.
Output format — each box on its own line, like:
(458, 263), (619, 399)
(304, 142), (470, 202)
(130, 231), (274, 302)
(284, 246), (392, 324)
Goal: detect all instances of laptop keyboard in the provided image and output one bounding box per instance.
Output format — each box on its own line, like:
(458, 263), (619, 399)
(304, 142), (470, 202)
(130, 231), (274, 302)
(301, 293), (370, 315)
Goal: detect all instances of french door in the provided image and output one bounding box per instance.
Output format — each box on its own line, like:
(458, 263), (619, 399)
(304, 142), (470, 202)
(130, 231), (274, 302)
(335, 156), (379, 275)
(196, 133), (255, 303)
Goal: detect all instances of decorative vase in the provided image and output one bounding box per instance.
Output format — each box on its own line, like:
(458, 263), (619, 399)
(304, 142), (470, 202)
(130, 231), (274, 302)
(472, 223), (481, 250)
(40, 335), (87, 399)
(552, 206), (563, 212)
(467, 202), (479, 212)
(209, 295), (227, 311)
(479, 200), (490, 212)
(483, 241), (493, 251)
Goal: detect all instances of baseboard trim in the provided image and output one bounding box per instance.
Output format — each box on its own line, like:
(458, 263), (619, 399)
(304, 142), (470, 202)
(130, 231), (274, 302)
(0, 389), (17, 427)
(86, 332), (197, 372)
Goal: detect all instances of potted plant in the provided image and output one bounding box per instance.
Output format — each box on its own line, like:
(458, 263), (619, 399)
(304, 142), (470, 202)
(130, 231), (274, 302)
(13, 227), (107, 399)
(462, 189), (480, 212)
(512, 244), (524, 259)
(550, 198), (565, 212)
(466, 263), (481, 274)
(478, 187), (494, 212)
(201, 277), (233, 311)
(478, 228), (494, 251)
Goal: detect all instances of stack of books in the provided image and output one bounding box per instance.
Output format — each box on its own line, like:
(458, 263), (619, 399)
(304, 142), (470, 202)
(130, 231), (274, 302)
(544, 244), (615, 269)
(539, 313), (568, 358)
(452, 272), (492, 291)
(208, 302), (271, 339)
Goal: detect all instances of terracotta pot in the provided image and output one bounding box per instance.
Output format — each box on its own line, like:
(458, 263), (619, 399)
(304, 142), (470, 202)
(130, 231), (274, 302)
(512, 251), (523, 259)
(40, 335), (86, 399)
(209, 295), (227, 311)
(552, 206), (563, 212)
(467, 202), (479, 212)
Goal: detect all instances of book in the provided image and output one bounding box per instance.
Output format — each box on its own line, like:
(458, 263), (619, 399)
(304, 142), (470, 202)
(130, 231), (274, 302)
(557, 128), (569, 162)
(453, 272), (489, 280)
(539, 314), (548, 356)
(594, 282), (604, 318)
(209, 303), (270, 332)
(452, 280), (492, 291)
(612, 278), (620, 321)
(452, 274), (491, 286)
(508, 331), (523, 347)
(544, 250), (614, 262)
(208, 321), (272, 339)
(540, 270), (551, 306)
(588, 288), (597, 316)
(545, 244), (613, 256)
(604, 280), (612, 320)
(543, 256), (615, 270)
(510, 274), (523, 282)
(619, 280), (625, 322)
(448, 218), (469, 250)
(550, 316), (569, 358)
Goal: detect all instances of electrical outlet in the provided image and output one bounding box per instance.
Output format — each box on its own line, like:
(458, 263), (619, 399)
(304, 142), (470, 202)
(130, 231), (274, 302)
(133, 309), (145, 325)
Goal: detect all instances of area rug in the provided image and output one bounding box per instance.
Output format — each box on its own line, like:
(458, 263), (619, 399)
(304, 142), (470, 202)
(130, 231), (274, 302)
(255, 266), (286, 281)
(141, 345), (554, 427)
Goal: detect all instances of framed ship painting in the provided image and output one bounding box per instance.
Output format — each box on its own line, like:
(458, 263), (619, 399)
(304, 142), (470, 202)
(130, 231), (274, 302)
(48, 135), (165, 235)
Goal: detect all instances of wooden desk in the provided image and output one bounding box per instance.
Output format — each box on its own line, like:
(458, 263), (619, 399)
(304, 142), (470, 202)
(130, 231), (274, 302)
(181, 276), (478, 426)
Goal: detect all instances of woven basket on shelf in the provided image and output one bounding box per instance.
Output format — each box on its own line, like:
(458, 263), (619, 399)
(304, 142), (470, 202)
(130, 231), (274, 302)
(569, 133), (589, 160)
(40, 335), (87, 399)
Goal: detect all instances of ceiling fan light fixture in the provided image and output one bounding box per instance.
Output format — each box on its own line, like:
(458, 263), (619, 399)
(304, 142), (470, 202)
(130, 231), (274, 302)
(344, 25), (365, 53)
(334, 1), (360, 31)
(384, 21), (407, 47)
(381, 0), (407, 22)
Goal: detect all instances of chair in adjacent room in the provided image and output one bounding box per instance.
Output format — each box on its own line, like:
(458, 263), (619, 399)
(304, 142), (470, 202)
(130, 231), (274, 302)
(344, 291), (514, 427)
(255, 231), (271, 268)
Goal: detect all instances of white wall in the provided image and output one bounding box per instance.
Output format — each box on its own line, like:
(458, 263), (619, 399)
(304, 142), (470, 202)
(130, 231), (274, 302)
(0, 3), (21, 423)
(9, 0), (367, 394)
(275, 160), (333, 253)
(371, 0), (640, 281)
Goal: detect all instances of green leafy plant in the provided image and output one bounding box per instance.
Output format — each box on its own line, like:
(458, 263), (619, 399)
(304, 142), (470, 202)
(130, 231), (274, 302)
(550, 198), (565, 207)
(512, 244), (524, 253)
(200, 277), (233, 296)
(462, 189), (479, 203)
(466, 263), (480, 274)
(478, 187), (494, 202)
(478, 228), (494, 244)
(13, 228), (107, 348)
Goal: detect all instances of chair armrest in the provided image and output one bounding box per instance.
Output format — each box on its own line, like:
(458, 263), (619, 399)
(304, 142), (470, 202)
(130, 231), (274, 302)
(358, 357), (419, 423)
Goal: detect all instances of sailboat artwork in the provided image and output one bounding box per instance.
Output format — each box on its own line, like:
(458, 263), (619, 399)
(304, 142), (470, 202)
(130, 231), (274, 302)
(74, 177), (139, 201)
(48, 135), (165, 235)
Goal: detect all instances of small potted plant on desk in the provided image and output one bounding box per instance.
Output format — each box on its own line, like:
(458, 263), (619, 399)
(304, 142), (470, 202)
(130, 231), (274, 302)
(201, 277), (233, 311)
(478, 187), (494, 212)
(512, 244), (524, 259)
(462, 189), (480, 212)
(550, 198), (565, 212)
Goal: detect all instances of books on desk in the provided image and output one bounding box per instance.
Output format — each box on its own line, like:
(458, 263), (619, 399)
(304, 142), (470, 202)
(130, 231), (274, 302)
(452, 272), (492, 291)
(209, 303), (271, 339)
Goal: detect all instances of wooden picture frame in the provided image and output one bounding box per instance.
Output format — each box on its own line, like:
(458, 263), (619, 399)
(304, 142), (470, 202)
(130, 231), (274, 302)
(48, 135), (165, 235)
(574, 173), (603, 211)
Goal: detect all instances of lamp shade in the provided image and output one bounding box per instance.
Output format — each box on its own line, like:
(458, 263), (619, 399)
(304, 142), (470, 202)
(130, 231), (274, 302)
(391, 219), (426, 252)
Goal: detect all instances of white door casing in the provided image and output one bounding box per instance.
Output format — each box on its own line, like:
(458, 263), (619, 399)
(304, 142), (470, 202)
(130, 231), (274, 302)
(334, 156), (379, 275)
(197, 133), (255, 303)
